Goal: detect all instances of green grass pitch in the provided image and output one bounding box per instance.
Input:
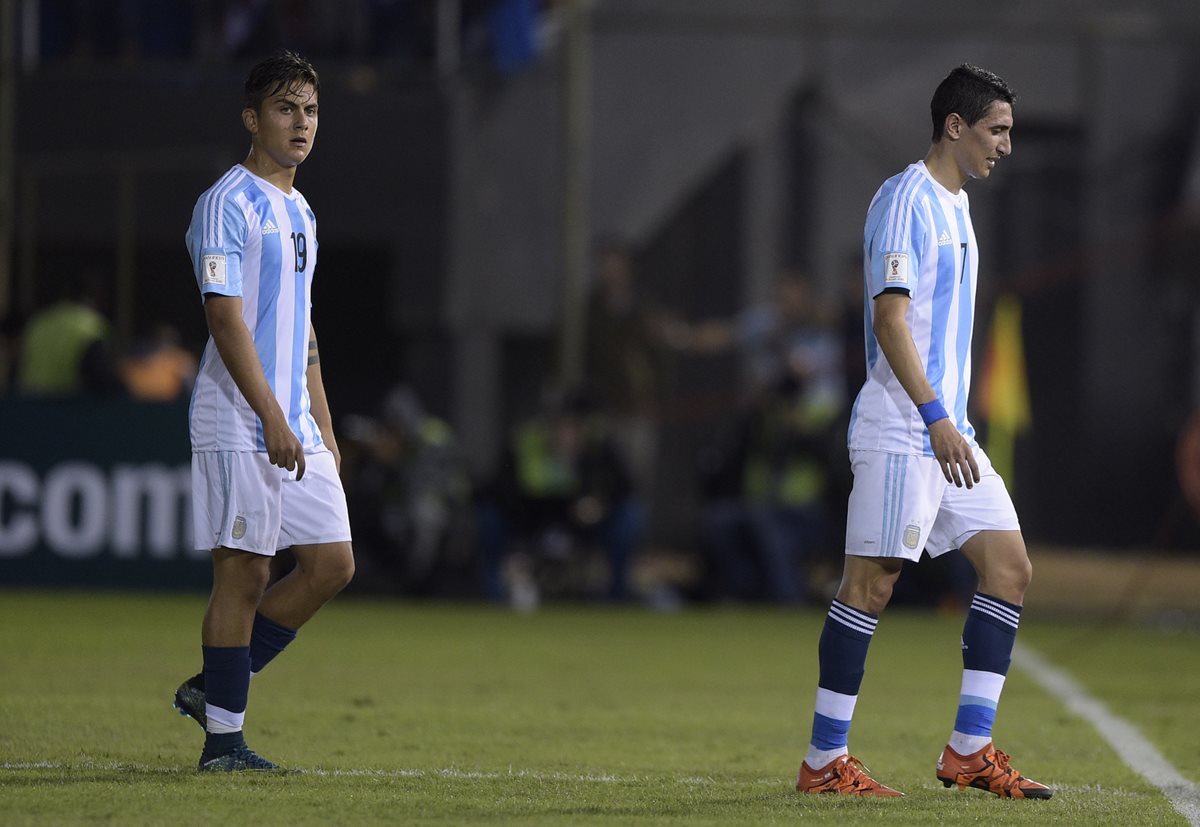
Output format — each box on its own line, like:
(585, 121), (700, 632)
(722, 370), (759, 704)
(1, 591), (1195, 825)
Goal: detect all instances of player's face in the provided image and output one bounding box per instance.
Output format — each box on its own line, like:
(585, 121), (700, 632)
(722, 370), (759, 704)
(246, 82), (319, 170)
(957, 100), (1012, 181)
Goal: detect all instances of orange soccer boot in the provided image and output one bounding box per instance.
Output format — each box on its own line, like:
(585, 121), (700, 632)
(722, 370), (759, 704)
(936, 742), (1053, 799)
(796, 754), (904, 796)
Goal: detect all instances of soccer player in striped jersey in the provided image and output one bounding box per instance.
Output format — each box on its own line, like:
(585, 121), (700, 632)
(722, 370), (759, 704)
(795, 65), (1052, 799)
(174, 50), (355, 772)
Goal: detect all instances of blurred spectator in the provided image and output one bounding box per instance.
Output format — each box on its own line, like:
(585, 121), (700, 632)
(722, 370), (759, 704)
(17, 270), (123, 397)
(477, 387), (645, 608)
(30, 0), (566, 68)
(221, 0), (361, 59)
(135, 0), (196, 57)
(363, 0), (426, 59)
(488, 0), (538, 71)
(38, 0), (125, 60)
(698, 372), (840, 604)
(38, 0), (195, 61)
(219, 0), (272, 56)
(664, 270), (845, 410)
(668, 271), (846, 602)
(824, 252), (868, 569)
(341, 385), (470, 594)
(119, 324), (198, 402)
(583, 237), (665, 497)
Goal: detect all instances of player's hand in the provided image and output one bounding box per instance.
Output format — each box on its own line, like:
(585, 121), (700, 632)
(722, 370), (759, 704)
(264, 415), (306, 480)
(928, 418), (979, 489)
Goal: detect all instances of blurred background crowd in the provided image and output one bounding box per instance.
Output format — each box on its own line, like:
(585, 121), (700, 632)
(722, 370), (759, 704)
(2, 0), (1199, 610)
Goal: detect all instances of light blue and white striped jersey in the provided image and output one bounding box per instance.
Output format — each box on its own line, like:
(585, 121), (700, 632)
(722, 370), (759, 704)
(185, 164), (322, 453)
(848, 161), (978, 457)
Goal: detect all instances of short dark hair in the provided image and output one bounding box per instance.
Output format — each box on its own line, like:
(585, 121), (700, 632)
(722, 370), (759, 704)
(930, 64), (1016, 142)
(243, 50), (320, 111)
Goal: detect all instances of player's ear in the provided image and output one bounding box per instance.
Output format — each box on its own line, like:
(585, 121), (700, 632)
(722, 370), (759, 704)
(944, 113), (963, 141)
(242, 107), (258, 135)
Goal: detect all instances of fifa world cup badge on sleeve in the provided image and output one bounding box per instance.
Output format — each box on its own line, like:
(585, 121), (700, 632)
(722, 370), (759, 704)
(202, 254), (227, 286)
(884, 253), (909, 284)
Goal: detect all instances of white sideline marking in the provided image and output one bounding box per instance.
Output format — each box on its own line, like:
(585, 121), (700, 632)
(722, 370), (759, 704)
(1015, 644), (1200, 826)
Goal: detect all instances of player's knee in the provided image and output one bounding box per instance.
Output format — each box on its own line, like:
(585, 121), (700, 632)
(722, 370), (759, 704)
(1011, 554), (1033, 595)
(839, 573), (899, 613)
(837, 560), (902, 613)
(865, 575), (898, 613)
(314, 551), (354, 596)
(215, 563), (271, 607)
(333, 553), (355, 591)
(245, 566), (272, 603)
(987, 554), (1032, 603)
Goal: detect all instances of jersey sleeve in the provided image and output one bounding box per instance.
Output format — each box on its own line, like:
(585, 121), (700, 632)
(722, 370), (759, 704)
(867, 183), (929, 299)
(186, 192), (247, 300)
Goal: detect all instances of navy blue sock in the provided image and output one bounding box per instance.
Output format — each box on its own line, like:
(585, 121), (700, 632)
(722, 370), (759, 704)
(962, 592), (1021, 675)
(201, 730), (246, 759)
(202, 645), (250, 739)
(951, 593), (1022, 744)
(808, 600), (878, 757)
(818, 599), (878, 695)
(249, 612), (298, 674)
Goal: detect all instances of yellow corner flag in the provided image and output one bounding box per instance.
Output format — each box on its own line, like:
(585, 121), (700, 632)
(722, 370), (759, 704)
(978, 294), (1031, 486)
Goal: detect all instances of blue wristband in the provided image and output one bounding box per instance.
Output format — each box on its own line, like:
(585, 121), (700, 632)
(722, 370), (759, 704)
(917, 399), (949, 427)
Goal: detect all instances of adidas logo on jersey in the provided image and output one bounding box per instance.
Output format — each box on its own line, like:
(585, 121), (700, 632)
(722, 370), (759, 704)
(261, 219), (279, 236)
(937, 230), (953, 246)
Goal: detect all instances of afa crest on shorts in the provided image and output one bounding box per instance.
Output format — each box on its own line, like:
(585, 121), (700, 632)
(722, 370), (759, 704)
(902, 524), (921, 550)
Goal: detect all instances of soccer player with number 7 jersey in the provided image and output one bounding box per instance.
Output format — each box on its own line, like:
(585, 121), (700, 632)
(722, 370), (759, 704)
(177, 50), (355, 772)
(796, 65), (1052, 799)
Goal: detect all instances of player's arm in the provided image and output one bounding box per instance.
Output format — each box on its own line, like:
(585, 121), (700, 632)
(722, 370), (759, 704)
(305, 324), (340, 473)
(873, 291), (979, 488)
(204, 294), (306, 480)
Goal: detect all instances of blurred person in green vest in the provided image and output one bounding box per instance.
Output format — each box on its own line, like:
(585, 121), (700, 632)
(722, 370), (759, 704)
(477, 386), (645, 608)
(699, 369), (840, 604)
(18, 270), (123, 396)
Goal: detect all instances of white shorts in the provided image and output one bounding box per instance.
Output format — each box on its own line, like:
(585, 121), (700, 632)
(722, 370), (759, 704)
(191, 449), (352, 555)
(844, 447), (1019, 561)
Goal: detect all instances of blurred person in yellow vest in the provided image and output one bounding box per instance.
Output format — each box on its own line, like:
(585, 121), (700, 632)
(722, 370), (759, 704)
(699, 368), (840, 604)
(17, 270), (123, 396)
(477, 386), (645, 607)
